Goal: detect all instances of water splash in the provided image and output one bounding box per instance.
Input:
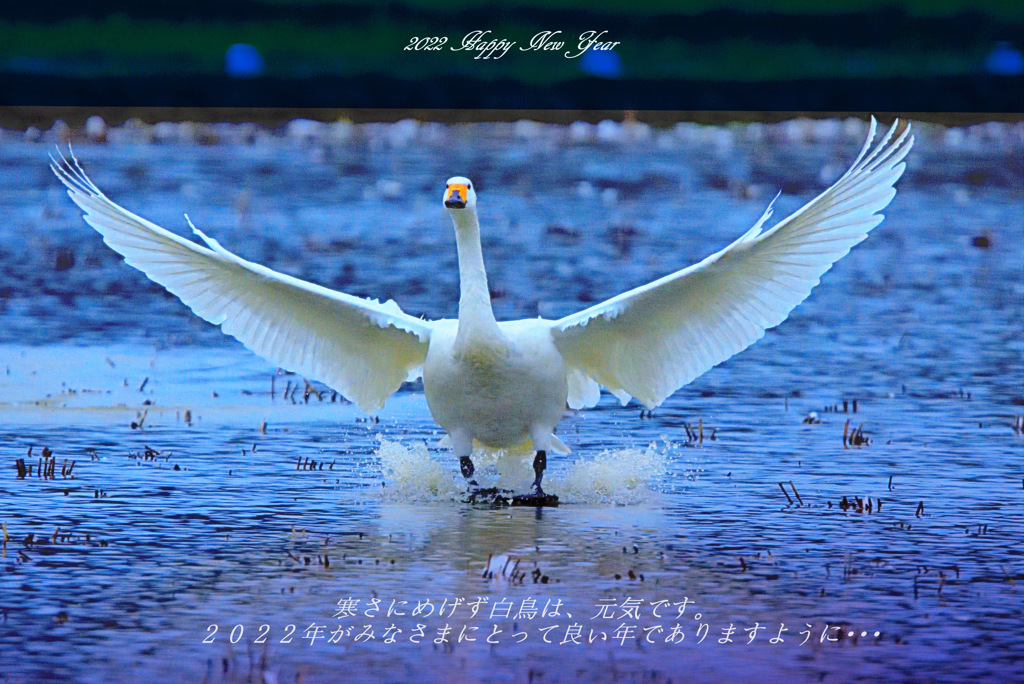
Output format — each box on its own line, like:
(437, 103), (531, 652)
(375, 437), (672, 505)
(376, 439), (466, 502)
(547, 442), (670, 505)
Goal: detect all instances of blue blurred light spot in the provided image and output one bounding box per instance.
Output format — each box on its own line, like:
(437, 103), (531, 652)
(580, 48), (622, 79)
(984, 42), (1023, 76)
(225, 44), (265, 78)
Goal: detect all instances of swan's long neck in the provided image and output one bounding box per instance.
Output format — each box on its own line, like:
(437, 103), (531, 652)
(451, 208), (503, 347)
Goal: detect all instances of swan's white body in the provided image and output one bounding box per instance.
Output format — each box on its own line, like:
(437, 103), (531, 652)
(52, 117), (913, 465)
(424, 319), (568, 455)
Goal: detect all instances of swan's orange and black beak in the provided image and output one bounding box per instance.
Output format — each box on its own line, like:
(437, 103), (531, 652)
(444, 183), (468, 209)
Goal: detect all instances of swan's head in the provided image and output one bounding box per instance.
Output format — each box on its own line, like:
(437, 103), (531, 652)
(443, 176), (477, 211)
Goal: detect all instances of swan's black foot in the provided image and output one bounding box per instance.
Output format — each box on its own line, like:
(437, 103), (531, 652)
(511, 492), (559, 507)
(511, 450), (558, 506)
(461, 450), (558, 506)
(465, 487), (514, 507)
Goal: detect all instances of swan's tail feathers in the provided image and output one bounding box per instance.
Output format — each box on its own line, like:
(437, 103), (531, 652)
(549, 434), (571, 455)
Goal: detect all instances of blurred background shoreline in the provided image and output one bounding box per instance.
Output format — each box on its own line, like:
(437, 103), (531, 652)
(1, 1), (1021, 113)
(3, 107), (1022, 131)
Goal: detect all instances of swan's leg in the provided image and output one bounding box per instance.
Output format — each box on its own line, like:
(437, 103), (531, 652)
(450, 430), (477, 485)
(510, 429), (558, 507)
(528, 426), (555, 495)
(531, 450), (547, 495)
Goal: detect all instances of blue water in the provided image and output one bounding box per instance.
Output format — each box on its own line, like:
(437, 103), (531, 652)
(1, 118), (1022, 683)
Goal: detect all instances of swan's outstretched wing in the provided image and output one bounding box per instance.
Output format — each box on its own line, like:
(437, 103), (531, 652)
(552, 117), (913, 409)
(52, 149), (432, 412)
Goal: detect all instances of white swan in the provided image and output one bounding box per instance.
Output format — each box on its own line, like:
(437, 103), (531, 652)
(52, 117), (913, 498)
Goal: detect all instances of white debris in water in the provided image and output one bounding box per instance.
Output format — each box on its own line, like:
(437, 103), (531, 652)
(375, 438), (672, 505)
(483, 554), (520, 582)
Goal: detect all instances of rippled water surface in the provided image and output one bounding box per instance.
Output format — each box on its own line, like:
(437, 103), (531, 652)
(1, 118), (1022, 683)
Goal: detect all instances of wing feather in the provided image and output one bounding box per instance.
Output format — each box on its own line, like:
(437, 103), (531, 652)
(552, 117), (913, 409)
(52, 148), (432, 412)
